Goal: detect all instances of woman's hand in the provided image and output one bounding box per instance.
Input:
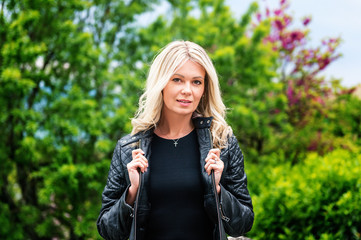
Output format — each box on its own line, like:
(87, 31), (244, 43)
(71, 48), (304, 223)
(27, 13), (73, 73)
(204, 148), (224, 194)
(126, 149), (148, 205)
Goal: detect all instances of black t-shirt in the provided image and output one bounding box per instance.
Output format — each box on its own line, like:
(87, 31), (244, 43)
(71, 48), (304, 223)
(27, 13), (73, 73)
(145, 129), (213, 240)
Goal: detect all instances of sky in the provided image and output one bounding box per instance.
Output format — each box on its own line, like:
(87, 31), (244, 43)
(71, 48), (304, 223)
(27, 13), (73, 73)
(225, 0), (361, 87)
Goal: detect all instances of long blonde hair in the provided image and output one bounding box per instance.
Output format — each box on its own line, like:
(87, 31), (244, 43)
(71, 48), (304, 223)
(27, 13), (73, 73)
(131, 40), (232, 149)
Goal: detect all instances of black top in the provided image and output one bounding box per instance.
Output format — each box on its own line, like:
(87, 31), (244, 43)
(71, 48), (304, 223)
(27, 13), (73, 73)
(145, 129), (213, 240)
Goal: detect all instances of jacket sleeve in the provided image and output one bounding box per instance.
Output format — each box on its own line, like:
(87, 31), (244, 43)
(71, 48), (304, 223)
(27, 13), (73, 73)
(219, 134), (254, 237)
(97, 140), (134, 240)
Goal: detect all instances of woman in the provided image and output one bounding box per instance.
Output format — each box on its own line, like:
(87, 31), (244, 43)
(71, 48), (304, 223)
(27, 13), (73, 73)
(97, 40), (254, 240)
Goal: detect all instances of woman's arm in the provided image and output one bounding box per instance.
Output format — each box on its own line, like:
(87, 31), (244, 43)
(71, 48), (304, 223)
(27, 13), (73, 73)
(96, 140), (134, 240)
(219, 134), (254, 237)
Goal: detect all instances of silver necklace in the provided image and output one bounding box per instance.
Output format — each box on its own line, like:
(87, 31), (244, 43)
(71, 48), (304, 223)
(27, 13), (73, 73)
(156, 127), (185, 147)
(172, 138), (180, 147)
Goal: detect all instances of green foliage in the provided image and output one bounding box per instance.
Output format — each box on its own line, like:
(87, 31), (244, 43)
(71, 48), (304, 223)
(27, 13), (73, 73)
(328, 93), (361, 144)
(0, 0), (157, 238)
(247, 149), (361, 240)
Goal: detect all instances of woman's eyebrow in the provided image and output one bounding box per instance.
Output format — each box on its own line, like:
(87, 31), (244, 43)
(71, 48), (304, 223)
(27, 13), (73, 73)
(173, 73), (204, 79)
(173, 73), (185, 78)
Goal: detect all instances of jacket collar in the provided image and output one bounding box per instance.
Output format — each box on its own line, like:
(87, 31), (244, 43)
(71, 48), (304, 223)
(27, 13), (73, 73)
(120, 117), (213, 147)
(192, 116), (213, 129)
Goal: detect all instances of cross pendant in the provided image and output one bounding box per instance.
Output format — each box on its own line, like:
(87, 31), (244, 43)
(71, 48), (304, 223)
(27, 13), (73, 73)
(174, 142), (178, 147)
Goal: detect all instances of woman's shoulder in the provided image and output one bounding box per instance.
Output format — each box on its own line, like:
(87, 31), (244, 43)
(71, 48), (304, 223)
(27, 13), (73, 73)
(117, 128), (154, 148)
(222, 133), (241, 153)
(118, 133), (140, 148)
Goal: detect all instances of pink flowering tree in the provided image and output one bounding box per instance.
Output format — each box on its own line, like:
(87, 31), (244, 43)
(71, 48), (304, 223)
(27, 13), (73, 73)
(254, 0), (342, 160)
(260, 0), (341, 127)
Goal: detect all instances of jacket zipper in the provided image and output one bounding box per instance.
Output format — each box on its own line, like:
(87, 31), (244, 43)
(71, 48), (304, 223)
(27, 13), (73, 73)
(133, 139), (142, 240)
(208, 129), (223, 240)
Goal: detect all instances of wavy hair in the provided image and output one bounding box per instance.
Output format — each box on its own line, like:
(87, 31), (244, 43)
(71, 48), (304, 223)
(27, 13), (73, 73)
(131, 40), (232, 149)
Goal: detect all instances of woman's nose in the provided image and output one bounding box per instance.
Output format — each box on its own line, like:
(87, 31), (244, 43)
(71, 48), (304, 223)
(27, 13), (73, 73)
(181, 82), (191, 95)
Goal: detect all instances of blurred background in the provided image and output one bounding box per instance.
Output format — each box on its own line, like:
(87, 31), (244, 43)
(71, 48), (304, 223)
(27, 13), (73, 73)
(1, 0), (360, 239)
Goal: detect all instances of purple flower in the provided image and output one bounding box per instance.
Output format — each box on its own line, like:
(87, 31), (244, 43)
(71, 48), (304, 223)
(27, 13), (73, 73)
(318, 56), (331, 70)
(275, 19), (284, 30)
(287, 82), (298, 105)
(290, 30), (304, 41)
(274, 9), (282, 16)
(284, 15), (292, 26)
(303, 17), (311, 26)
(279, 31), (303, 51)
(256, 13), (262, 22)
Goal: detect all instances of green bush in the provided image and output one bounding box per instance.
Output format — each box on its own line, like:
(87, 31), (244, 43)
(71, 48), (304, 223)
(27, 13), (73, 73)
(247, 149), (361, 240)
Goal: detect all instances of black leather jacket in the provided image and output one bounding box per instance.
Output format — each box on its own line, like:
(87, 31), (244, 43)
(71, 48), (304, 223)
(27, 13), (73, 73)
(97, 117), (254, 240)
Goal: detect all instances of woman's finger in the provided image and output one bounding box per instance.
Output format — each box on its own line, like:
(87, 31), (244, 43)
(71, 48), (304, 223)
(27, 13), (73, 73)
(132, 149), (144, 159)
(132, 148), (144, 159)
(204, 157), (217, 169)
(207, 148), (220, 158)
(204, 157), (223, 175)
(133, 153), (148, 164)
(205, 161), (222, 175)
(204, 152), (219, 172)
(205, 153), (218, 163)
(132, 150), (148, 164)
(127, 160), (148, 173)
(128, 151), (148, 173)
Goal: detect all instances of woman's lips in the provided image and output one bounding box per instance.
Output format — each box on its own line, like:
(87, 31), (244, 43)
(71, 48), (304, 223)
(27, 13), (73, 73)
(177, 99), (192, 103)
(177, 99), (192, 106)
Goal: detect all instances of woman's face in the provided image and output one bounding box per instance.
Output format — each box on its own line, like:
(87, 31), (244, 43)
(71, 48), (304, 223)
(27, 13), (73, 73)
(162, 60), (205, 119)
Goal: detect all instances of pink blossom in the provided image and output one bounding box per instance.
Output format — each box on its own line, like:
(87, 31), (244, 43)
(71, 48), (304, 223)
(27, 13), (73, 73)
(287, 83), (298, 105)
(281, 39), (292, 50)
(303, 17), (311, 26)
(317, 57), (331, 70)
(274, 9), (282, 16)
(290, 30), (304, 41)
(266, 8), (270, 17)
(256, 13), (262, 22)
(296, 78), (304, 86)
(284, 15), (292, 26)
(274, 19), (284, 30)
(281, 0), (287, 5)
(280, 31), (304, 51)
(313, 96), (325, 105)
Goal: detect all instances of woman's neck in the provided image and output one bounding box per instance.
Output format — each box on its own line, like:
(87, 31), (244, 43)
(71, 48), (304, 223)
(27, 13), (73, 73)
(155, 114), (194, 139)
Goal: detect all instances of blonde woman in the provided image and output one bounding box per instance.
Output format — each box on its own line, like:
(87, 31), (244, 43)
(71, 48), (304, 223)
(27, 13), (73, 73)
(97, 41), (254, 240)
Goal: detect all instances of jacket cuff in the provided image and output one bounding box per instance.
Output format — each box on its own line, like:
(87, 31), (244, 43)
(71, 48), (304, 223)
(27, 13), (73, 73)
(121, 185), (135, 218)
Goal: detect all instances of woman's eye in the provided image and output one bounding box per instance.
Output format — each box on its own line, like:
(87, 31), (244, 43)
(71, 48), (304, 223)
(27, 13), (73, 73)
(172, 78), (181, 82)
(194, 80), (202, 85)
